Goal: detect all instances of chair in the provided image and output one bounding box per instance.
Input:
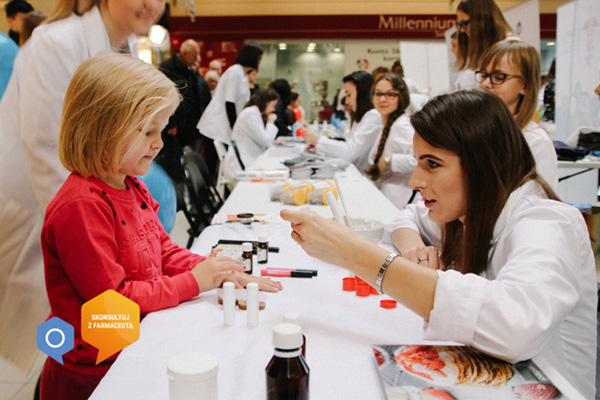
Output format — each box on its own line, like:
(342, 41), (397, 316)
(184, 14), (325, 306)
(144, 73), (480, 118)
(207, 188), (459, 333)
(180, 154), (219, 247)
(212, 140), (229, 199)
(182, 146), (224, 211)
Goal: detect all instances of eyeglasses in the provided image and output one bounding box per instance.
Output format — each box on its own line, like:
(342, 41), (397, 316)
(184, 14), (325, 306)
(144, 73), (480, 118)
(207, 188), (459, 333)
(456, 20), (470, 29)
(474, 70), (523, 85)
(374, 91), (400, 100)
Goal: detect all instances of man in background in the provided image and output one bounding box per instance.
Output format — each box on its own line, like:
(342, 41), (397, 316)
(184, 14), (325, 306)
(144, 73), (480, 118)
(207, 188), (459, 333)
(4, 0), (33, 46)
(157, 39), (211, 183)
(208, 59), (223, 76)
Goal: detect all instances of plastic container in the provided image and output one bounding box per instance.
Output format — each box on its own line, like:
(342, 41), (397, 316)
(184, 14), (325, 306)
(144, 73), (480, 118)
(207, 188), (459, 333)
(167, 352), (218, 400)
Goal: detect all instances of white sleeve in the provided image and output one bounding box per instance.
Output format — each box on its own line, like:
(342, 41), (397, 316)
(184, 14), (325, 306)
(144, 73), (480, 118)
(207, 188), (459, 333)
(223, 66), (244, 104)
(388, 115), (417, 174)
(383, 203), (442, 248)
(316, 109), (382, 162)
(240, 108), (278, 149)
(19, 30), (81, 211)
(425, 205), (588, 363)
(523, 125), (558, 190)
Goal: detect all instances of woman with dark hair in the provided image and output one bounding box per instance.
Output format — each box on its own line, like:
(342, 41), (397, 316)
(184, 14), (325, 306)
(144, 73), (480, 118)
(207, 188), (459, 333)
(281, 89), (596, 399)
(366, 73), (415, 209)
(453, 0), (514, 90)
(197, 42), (264, 145)
(269, 78), (293, 136)
(304, 70), (382, 171)
(477, 39), (557, 189)
(222, 87), (279, 186)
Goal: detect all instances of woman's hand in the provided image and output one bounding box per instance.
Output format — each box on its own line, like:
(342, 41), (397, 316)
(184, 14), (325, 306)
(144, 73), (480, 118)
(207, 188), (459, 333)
(400, 245), (442, 270)
(303, 128), (320, 146)
(376, 153), (391, 176)
(191, 256), (244, 293)
(227, 272), (283, 292)
(280, 209), (371, 267)
(267, 113), (278, 125)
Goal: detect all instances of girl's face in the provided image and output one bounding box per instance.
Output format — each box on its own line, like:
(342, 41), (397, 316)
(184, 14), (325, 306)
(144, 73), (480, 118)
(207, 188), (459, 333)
(409, 133), (467, 224)
(479, 54), (526, 114)
(103, 0), (165, 38)
(344, 81), (358, 112)
(104, 108), (169, 189)
(265, 100), (277, 115)
(373, 79), (399, 119)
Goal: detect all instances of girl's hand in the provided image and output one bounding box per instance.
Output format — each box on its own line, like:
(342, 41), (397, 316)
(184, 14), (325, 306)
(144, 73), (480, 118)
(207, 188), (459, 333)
(303, 128), (320, 145)
(226, 272), (283, 293)
(401, 245), (442, 270)
(376, 154), (390, 176)
(191, 256), (244, 293)
(267, 113), (278, 124)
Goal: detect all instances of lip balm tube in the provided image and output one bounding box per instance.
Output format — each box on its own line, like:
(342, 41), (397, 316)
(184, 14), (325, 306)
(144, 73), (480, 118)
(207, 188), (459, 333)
(246, 282), (259, 327)
(266, 268), (318, 276)
(260, 269), (313, 278)
(223, 282), (236, 326)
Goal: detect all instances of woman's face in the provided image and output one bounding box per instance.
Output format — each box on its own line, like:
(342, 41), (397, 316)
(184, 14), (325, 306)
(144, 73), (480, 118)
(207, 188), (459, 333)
(409, 134), (467, 224)
(479, 54), (526, 114)
(373, 79), (399, 119)
(103, 0), (165, 38)
(456, 10), (471, 37)
(344, 81), (358, 112)
(265, 100), (278, 115)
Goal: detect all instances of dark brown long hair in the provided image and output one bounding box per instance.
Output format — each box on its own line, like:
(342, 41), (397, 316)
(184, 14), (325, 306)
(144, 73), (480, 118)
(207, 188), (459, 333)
(410, 89), (558, 275)
(343, 70), (374, 124)
(365, 73), (411, 180)
(455, 0), (514, 71)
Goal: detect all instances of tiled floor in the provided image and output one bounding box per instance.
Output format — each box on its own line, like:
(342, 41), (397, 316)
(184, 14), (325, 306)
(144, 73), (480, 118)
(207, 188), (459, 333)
(0, 211), (192, 400)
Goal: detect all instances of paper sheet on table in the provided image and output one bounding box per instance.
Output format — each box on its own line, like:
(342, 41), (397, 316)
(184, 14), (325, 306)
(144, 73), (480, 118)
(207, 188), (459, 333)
(210, 213), (286, 225)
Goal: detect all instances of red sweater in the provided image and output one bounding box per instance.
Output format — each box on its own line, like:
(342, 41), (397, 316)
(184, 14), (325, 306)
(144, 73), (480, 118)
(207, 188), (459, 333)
(42, 174), (204, 375)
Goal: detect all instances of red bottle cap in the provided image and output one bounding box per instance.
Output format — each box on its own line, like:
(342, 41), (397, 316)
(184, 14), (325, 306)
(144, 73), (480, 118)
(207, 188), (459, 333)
(380, 300), (397, 309)
(356, 281), (370, 297)
(370, 285), (379, 295)
(342, 277), (356, 291)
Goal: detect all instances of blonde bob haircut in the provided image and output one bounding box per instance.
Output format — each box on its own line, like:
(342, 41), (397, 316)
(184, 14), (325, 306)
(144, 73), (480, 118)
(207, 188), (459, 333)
(59, 53), (180, 179)
(478, 39), (540, 130)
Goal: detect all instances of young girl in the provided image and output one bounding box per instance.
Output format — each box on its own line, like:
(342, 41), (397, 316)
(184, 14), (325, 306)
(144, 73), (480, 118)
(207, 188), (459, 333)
(476, 39), (558, 188)
(0, 0), (166, 371)
(304, 70), (383, 172)
(222, 87), (280, 185)
(281, 90), (596, 399)
(365, 73), (416, 209)
(40, 53), (281, 400)
(453, 0), (514, 90)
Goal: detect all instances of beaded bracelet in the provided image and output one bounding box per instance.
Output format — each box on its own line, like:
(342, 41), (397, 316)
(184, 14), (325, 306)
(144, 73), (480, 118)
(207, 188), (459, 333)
(375, 253), (399, 295)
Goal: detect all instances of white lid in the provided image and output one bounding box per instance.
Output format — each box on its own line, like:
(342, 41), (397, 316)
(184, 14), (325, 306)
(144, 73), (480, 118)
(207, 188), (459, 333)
(258, 235), (268, 243)
(242, 242), (252, 252)
(272, 323), (302, 350)
(167, 352), (218, 382)
(282, 312), (301, 328)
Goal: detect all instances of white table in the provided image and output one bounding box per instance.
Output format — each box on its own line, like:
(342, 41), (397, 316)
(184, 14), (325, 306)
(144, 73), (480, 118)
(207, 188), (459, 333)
(90, 145), (584, 400)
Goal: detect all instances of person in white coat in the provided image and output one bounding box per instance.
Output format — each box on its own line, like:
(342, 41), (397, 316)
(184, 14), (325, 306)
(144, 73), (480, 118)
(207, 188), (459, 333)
(223, 87), (279, 186)
(281, 90), (596, 399)
(0, 0), (165, 374)
(197, 42), (263, 146)
(304, 70), (383, 172)
(366, 73), (417, 209)
(477, 39), (558, 189)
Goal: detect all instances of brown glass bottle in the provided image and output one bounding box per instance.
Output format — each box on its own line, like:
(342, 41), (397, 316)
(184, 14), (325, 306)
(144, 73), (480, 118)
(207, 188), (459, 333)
(257, 235), (269, 264)
(266, 323), (309, 400)
(241, 242), (253, 275)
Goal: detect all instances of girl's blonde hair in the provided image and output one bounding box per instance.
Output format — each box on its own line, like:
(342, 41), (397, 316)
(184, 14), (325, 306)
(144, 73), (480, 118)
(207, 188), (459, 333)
(478, 39), (540, 129)
(59, 53), (180, 179)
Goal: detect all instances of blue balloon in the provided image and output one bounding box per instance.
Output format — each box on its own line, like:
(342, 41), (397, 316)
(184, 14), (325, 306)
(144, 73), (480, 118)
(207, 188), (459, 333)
(138, 162), (177, 233)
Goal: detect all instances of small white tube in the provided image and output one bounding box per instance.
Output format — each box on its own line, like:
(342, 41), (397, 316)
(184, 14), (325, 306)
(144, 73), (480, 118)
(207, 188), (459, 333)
(326, 191), (344, 224)
(223, 282), (236, 326)
(246, 282), (259, 327)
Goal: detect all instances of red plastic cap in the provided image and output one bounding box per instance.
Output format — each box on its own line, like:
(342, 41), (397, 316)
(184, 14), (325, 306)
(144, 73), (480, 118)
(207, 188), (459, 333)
(370, 285), (379, 295)
(356, 281), (370, 297)
(342, 277), (356, 291)
(380, 300), (397, 309)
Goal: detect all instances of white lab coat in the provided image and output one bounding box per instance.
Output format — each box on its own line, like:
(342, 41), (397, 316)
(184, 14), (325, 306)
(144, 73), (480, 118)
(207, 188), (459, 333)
(222, 106), (277, 183)
(523, 120), (558, 190)
(368, 113), (417, 209)
(0, 7), (137, 373)
(197, 64), (249, 145)
(316, 108), (383, 172)
(384, 180), (597, 399)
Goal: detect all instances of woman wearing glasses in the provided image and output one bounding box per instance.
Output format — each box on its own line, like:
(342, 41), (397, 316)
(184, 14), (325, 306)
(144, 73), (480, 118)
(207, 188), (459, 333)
(304, 70), (382, 172)
(282, 90), (596, 399)
(476, 39), (558, 189)
(453, 0), (514, 91)
(365, 73), (416, 209)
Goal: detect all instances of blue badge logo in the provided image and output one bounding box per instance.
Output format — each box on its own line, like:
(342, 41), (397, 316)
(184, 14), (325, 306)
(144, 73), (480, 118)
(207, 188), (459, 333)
(37, 317), (74, 364)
